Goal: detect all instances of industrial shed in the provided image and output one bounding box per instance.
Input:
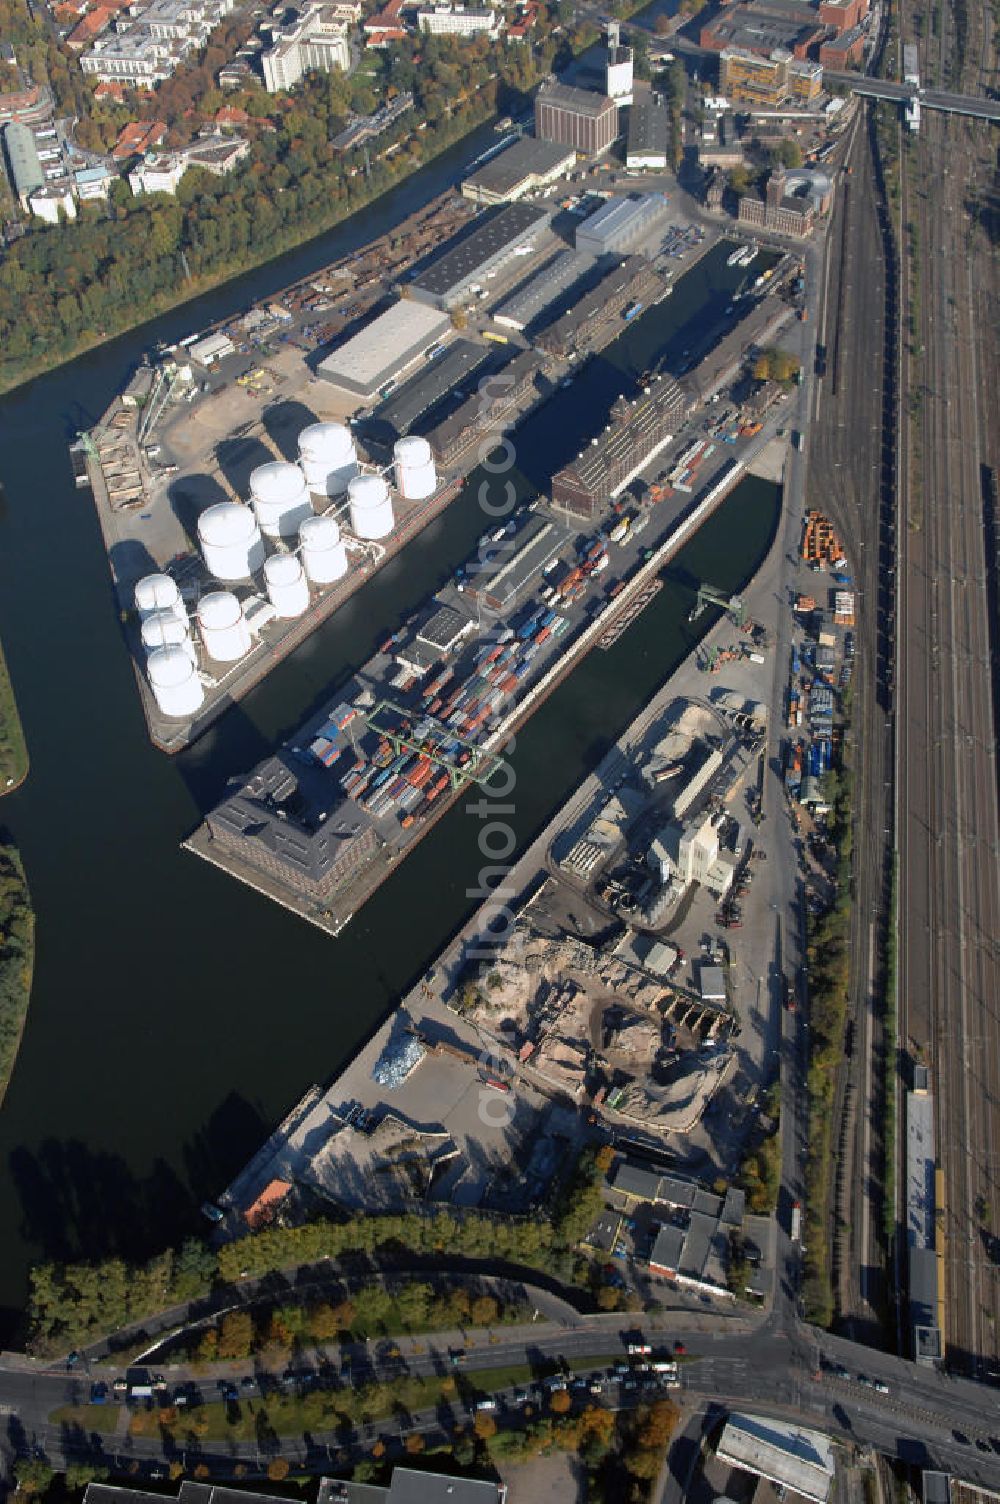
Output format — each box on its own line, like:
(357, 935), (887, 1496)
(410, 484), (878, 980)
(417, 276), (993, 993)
(575, 192), (670, 257)
(317, 299), (451, 401)
(405, 201), (551, 310)
(462, 135), (576, 205)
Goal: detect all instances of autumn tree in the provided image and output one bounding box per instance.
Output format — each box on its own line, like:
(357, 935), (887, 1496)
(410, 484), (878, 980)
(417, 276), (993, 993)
(473, 1411), (498, 1439)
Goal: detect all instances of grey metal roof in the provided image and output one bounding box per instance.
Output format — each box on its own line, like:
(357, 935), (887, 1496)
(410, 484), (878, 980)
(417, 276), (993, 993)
(909, 1244), (939, 1326)
(613, 1161), (663, 1200)
(374, 339), (490, 438)
(2, 120), (43, 198)
(649, 1221), (685, 1271)
(717, 1414), (835, 1504)
(464, 134), (575, 197)
(409, 202), (550, 300)
(537, 79), (616, 118)
(627, 100), (670, 157)
(492, 248), (593, 330)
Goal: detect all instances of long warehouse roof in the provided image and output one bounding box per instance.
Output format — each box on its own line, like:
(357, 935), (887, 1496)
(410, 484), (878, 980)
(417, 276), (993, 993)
(317, 300), (450, 396)
(409, 201), (550, 299)
(717, 1414), (835, 1504)
(464, 135), (575, 198)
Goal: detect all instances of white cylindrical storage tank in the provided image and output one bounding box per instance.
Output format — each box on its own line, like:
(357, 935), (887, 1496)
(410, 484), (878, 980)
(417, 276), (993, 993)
(141, 609), (195, 662)
(249, 461), (313, 540)
(263, 553), (310, 618)
(393, 436), (437, 501)
(348, 473), (394, 540)
(197, 503), (265, 582)
(135, 573), (186, 624)
(197, 590), (252, 662)
(147, 644), (204, 718)
(299, 514), (349, 585)
(298, 422), (358, 497)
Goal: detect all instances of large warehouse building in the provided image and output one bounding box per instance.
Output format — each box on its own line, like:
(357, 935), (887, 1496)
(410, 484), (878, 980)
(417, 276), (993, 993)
(716, 1414), (835, 1504)
(536, 255), (665, 358)
(551, 375), (687, 518)
(405, 201), (551, 310)
(492, 248), (593, 332)
(462, 135), (576, 205)
(317, 300), (451, 401)
(535, 80), (619, 155)
(367, 339), (491, 445)
(574, 192), (670, 257)
(626, 99), (671, 169)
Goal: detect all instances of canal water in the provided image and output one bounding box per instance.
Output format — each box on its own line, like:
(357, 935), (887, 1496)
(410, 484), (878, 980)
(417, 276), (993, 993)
(0, 119), (778, 1339)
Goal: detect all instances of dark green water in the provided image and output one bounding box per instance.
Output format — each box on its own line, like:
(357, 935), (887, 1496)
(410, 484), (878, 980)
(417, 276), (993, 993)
(0, 126), (778, 1339)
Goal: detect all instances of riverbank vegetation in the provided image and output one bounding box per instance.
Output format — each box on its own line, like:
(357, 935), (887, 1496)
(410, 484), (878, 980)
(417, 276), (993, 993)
(801, 763), (855, 1327)
(0, 841), (34, 1107)
(0, 639), (28, 793)
(28, 1149), (616, 1356)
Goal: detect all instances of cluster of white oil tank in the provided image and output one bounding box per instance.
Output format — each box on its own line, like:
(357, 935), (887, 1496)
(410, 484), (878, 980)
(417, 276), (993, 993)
(135, 574), (205, 719)
(145, 420), (440, 716)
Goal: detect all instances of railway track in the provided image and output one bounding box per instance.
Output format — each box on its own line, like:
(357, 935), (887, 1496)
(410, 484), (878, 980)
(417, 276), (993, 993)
(896, 0), (1000, 1372)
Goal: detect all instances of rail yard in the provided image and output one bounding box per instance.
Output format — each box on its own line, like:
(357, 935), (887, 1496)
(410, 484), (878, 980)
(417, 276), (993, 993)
(897, 0), (1000, 1376)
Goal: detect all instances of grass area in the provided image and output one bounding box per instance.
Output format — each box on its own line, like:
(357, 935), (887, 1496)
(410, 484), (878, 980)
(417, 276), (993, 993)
(49, 1404), (122, 1435)
(0, 639), (27, 794)
(0, 840), (34, 1108)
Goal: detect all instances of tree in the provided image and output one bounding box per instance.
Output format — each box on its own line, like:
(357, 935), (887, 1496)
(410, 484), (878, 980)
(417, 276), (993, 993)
(404, 1433), (425, 1454)
(549, 1387), (572, 1414)
(217, 1308), (253, 1359)
(473, 1411), (497, 1439)
(470, 1294), (498, 1327)
(596, 1286), (620, 1311)
(64, 1465), (109, 1491)
(654, 12), (671, 34)
(267, 1459), (290, 1481)
(729, 165), (751, 195)
(15, 1460), (54, 1496)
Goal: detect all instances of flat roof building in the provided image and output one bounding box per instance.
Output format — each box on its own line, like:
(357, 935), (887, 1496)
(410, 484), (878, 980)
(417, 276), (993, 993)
(368, 339), (491, 444)
(205, 752), (378, 904)
(317, 299), (452, 400)
(462, 134), (576, 205)
(2, 120), (43, 205)
(626, 98), (670, 169)
(425, 348), (545, 466)
(261, 3), (351, 93)
(418, 6), (499, 35)
(328, 1467), (505, 1503)
(406, 201), (551, 310)
(535, 79), (619, 155)
(463, 513), (572, 611)
(551, 375), (686, 518)
(492, 248), (593, 331)
(575, 191), (670, 257)
(536, 254), (665, 358)
(701, 9), (826, 59)
(716, 1414), (835, 1504)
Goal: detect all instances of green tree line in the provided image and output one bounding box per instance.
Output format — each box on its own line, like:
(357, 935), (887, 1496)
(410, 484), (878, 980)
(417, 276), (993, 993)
(28, 1144), (620, 1355)
(0, 840), (34, 1107)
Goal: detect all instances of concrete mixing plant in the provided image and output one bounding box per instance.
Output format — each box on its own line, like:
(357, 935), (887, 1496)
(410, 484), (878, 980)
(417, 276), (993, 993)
(298, 422), (358, 497)
(348, 473), (395, 540)
(147, 644), (205, 718)
(393, 436), (437, 501)
(197, 591), (252, 662)
(299, 514), (349, 585)
(198, 503), (266, 581)
(249, 461), (314, 540)
(264, 554), (310, 618)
